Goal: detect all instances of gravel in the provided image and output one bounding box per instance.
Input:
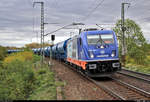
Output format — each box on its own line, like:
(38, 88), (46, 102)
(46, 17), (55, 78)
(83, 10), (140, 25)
(50, 60), (114, 100)
(113, 73), (150, 93)
(96, 79), (149, 100)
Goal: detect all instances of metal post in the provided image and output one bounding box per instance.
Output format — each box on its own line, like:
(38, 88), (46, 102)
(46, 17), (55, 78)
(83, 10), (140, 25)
(121, 2), (130, 67)
(79, 28), (82, 34)
(51, 41), (54, 65)
(41, 2), (44, 65)
(33, 2), (45, 65)
(121, 3), (125, 67)
(49, 46), (51, 65)
(70, 32), (74, 38)
(49, 41), (53, 66)
(36, 31), (38, 43)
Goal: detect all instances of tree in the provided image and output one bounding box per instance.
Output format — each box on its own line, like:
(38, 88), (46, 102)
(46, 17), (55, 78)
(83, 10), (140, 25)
(113, 19), (147, 65)
(113, 19), (146, 49)
(25, 43), (52, 49)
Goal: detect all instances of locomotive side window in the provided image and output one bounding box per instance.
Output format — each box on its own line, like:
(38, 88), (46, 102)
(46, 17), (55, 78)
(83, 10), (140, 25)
(87, 34), (114, 45)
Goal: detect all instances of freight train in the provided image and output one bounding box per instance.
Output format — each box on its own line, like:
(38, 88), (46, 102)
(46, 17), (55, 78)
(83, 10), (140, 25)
(7, 28), (121, 77)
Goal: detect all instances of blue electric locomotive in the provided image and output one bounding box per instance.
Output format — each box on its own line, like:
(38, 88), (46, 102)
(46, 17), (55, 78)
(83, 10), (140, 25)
(66, 29), (121, 77)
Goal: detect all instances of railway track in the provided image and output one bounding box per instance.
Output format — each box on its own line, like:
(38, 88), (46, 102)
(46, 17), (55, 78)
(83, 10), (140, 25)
(47, 59), (150, 100)
(62, 62), (125, 100)
(62, 62), (150, 100)
(110, 77), (150, 99)
(96, 77), (150, 100)
(117, 68), (150, 83)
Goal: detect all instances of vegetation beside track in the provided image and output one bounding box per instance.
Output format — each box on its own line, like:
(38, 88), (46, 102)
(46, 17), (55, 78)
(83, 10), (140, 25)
(0, 51), (64, 100)
(28, 64), (57, 100)
(125, 63), (150, 74)
(28, 63), (65, 100)
(125, 47), (150, 74)
(114, 19), (150, 74)
(0, 46), (7, 61)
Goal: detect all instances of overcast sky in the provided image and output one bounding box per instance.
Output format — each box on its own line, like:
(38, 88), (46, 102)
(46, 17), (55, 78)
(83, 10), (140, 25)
(0, 0), (150, 47)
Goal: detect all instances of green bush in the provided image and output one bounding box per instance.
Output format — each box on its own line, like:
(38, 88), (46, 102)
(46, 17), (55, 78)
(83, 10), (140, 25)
(0, 61), (3, 67)
(0, 46), (7, 61)
(33, 54), (40, 63)
(0, 60), (35, 100)
(28, 65), (57, 100)
(0, 51), (56, 100)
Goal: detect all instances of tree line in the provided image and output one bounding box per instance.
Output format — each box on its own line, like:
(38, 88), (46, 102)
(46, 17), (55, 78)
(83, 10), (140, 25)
(113, 19), (150, 65)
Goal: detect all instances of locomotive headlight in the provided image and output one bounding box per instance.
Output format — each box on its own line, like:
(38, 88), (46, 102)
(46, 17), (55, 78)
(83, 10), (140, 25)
(100, 45), (104, 48)
(111, 50), (116, 57)
(88, 51), (94, 58)
(90, 53), (94, 58)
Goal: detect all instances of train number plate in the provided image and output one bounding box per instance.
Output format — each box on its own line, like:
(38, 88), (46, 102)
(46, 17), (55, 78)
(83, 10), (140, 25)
(112, 63), (120, 67)
(89, 64), (97, 69)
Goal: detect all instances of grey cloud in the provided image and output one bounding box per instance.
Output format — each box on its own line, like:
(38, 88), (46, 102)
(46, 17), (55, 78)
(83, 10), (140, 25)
(0, 0), (150, 47)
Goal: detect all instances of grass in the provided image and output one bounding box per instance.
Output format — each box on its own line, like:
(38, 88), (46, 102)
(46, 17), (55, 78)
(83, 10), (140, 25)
(0, 51), (66, 100)
(124, 55), (150, 74)
(28, 64), (56, 100)
(29, 87), (56, 100)
(28, 64), (66, 100)
(125, 63), (150, 74)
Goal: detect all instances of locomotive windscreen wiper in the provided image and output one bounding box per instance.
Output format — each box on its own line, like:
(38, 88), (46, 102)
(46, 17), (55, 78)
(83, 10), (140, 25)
(96, 34), (107, 45)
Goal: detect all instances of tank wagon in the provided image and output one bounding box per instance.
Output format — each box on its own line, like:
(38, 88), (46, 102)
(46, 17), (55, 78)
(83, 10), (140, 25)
(44, 47), (48, 57)
(44, 46), (51, 57)
(56, 39), (70, 61)
(52, 44), (58, 59)
(7, 49), (24, 54)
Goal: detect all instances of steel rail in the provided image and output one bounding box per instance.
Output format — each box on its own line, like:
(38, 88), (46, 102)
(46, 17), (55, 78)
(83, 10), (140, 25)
(65, 62), (150, 99)
(122, 68), (150, 76)
(117, 69), (150, 83)
(85, 76), (126, 100)
(46, 59), (150, 100)
(62, 62), (126, 100)
(111, 77), (150, 98)
(117, 71), (150, 83)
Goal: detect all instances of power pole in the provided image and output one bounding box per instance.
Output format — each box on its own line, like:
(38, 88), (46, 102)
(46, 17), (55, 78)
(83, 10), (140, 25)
(121, 2), (130, 67)
(36, 31), (38, 43)
(79, 28), (82, 34)
(70, 32), (74, 38)
(33, 2), (45, 65)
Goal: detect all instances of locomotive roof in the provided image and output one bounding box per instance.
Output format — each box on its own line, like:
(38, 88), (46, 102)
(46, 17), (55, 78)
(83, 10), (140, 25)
(82, 30), (114, 34)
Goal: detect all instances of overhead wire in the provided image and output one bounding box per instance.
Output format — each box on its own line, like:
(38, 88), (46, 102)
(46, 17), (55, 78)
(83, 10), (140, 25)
(81, 0), (105, 21)
(89, 0), (99, 9)
(32, 1), (35, 34)
(124, 0), (138, 13)
(27, 0), (38, 41)
(32, 0), (41, 43)
(124, 0), (150, 22)
(83, 0), (99, 17)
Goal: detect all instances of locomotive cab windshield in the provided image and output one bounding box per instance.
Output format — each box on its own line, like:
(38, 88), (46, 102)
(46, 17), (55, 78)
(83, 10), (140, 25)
(87, 33), (114, 45)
